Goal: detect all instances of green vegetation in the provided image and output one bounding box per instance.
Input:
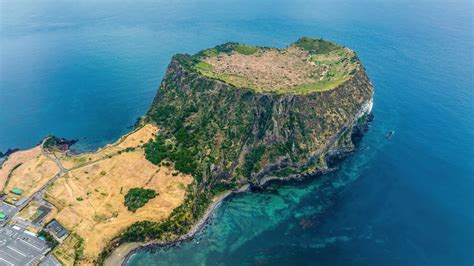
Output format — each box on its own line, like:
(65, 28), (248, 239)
(234, 44), (258, 55)
(117, 147), (136, 154)
(144, 134), (199, 178)
(243, 146), (266, 178)
(120, 186), (207, 242)
(122, 147), (136, 153)
(294, 37), (340, 54)
(194, 64), (252, 90)
(73, 233), (85, 263)
(43, 136), (62, 150)
(38, 230), (59, 248)
(118, 181), (234, 244)
(103, 38), (373, 263)
(195, 42), (249, 58)
(144, 38), (367, 192)
(4, 163), (23, 187)
(43, 135), (75, 151)
(194, 61), (214, 72)
(278, 78), (349, 94)
(53, 232), (84, 266)
(192, 43), (260, 90)
(124, 188), (158, 212)
(11, 163), (22, 172)
(196, 42), (258, 57)
(199, 48), (219, 57)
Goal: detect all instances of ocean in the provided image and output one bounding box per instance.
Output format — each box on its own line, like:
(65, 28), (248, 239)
(1, 0), (473, 265)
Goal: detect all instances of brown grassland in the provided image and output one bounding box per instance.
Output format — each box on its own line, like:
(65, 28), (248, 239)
(1, 124), (193, 265)
(44, 124), (193, 263)
(0, 146), (59, 200)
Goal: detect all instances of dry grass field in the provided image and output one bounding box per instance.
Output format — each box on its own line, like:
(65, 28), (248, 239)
(205, 47), (321, 90)
(0, 146), (59, 200)
(199, 45), (357, 94)
(0, 124), (194, 264)
(1, 146), (41, 190)
(44, 124), (193, 262)
(17, 200), (41, 221)
(57, 123), (157, 170)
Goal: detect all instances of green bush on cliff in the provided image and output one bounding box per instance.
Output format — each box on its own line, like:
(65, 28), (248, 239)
(294, 37), (339, 54)
(38, 230), (59, 248)
(234, 45), (258, 55)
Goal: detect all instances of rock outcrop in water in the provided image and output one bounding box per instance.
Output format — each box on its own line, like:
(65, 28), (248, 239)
(100, 37), (374, 263)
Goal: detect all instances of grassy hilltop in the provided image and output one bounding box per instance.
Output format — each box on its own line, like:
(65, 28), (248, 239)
(194, 38), (359, 94)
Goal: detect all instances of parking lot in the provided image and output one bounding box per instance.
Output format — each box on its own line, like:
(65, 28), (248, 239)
(0, 225), (50, 265)
(39, 255), (61, 266)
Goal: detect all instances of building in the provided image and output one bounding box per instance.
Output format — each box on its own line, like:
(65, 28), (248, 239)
(45, 219), (68, 240)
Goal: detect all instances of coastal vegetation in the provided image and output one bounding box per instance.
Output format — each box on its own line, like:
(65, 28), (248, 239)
(43, 135), (77, 151)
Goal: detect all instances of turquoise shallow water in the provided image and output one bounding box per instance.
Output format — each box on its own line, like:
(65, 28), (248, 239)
(1, 1), (473, 265)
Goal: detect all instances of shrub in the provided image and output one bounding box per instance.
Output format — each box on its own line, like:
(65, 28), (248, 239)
(243, 146), (266, 178)
(235, 45), (258, 55)
(38, 230), (59, 248)
(124, 188), (158, 212)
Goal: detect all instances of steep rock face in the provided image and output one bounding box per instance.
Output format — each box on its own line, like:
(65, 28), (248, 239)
(145, 38), (374, 190)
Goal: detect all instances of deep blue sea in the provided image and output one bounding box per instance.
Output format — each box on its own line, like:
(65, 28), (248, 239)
(1, 1), (473, 265)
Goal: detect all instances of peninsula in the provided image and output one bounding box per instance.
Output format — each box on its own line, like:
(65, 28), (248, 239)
(0, 38), (373, 265)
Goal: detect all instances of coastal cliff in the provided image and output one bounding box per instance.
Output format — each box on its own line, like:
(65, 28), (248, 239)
(146, 38), (373, 186)
(100, 38), (374, 264)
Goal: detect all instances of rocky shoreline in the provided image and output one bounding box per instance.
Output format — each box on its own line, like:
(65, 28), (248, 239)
(106, 190), (235, 266)
(115, 167), (342, 266)
(106, 98), (374, 265)
(0, 148), (20, 159)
